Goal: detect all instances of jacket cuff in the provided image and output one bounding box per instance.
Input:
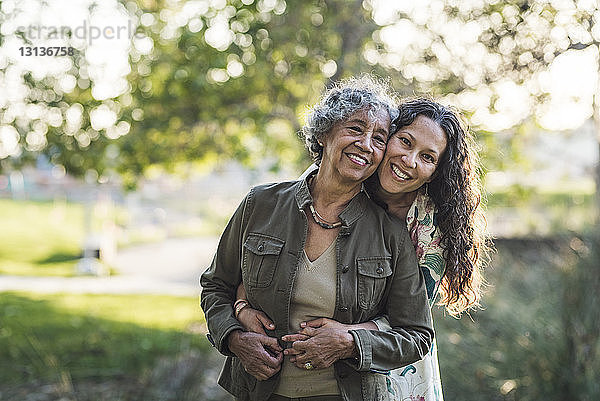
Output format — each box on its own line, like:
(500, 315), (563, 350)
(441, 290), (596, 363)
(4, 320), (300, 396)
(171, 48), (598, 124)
(348, 329), (372, 372)
(371, 316), (392, 331)
(216, 319), (245, 357)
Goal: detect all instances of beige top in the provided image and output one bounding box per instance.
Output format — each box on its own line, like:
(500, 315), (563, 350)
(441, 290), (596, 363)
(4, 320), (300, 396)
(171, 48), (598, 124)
(274, 239), (340, 397)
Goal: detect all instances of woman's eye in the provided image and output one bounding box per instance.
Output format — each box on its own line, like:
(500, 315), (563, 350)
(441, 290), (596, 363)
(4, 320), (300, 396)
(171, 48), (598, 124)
(373, 136), (386, 148)
(400, 137), (411, 146)
(422, 154), (435, 163)
(374, 135), (386, 144)
(348, 126), (362, 133)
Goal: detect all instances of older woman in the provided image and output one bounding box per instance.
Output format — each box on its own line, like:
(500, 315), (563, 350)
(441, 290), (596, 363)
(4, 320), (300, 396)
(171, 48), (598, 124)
(200, 78), (434, 401)
(237, 98), (488, 400)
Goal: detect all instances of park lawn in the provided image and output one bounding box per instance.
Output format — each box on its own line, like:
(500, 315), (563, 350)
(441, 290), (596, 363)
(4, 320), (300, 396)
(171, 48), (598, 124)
(0, 235), (596, 401)
(0, 199), (84, 277)
(0, 292), (209, 389)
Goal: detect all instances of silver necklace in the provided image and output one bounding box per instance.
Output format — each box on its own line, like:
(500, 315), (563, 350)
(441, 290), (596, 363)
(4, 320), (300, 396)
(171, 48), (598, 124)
(307, 174), (343, 229)
(309, 204), (342, 229)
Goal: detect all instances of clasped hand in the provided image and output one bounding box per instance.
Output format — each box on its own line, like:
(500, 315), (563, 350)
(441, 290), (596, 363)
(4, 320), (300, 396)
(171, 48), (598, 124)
(282, 317), (356, 370)
(227, 330), (283, 381)
(235, 306), (355, 376)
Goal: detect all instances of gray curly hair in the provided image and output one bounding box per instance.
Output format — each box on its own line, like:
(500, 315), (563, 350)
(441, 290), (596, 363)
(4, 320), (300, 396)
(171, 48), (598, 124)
(302, 75), (399, 165)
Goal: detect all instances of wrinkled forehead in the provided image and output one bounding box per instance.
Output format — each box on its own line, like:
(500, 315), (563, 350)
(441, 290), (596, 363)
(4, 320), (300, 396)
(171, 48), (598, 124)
(346, 104), (392, 126)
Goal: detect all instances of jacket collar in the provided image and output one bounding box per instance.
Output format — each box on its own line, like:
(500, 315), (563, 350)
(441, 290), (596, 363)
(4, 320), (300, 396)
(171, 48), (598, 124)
(294, 168), (369, 228)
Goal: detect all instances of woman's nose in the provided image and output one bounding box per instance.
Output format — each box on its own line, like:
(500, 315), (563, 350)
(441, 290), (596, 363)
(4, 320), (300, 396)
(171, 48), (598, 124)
(401, 153), (417, 168)
(354, 133), (374, 153)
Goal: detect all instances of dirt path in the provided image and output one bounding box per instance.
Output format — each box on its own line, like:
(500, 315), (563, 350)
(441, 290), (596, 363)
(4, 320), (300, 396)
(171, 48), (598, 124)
(0, 237), (219, 296)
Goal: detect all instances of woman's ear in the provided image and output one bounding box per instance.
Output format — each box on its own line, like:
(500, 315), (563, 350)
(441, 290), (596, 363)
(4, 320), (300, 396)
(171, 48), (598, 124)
(317, 133), (324, 147)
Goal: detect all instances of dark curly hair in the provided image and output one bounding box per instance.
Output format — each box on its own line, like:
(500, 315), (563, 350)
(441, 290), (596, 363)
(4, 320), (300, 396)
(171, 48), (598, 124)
(393, 98), (489, 316)
(302, 75), (399, 165)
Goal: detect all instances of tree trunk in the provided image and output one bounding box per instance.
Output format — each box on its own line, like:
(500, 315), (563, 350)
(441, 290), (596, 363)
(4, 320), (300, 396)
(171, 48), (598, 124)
(592, 50), (600, 223)
(564, 69), (600, 397)
(596, 129), (600, 224)
(327, 0), (372, 86)
(595, 101), (600, 224)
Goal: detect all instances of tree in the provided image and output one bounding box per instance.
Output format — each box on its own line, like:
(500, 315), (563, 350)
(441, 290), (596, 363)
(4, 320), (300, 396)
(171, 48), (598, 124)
(0, 0), (132, 179)
(0, 0), (406, 187)
(368, 0), (600, 215)
(115, 0), (404, 186)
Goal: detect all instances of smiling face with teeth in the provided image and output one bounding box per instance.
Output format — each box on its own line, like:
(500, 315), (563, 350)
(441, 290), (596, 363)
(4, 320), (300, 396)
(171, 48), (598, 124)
(320, 106), (391, 186)
(378, 115), (448, 196)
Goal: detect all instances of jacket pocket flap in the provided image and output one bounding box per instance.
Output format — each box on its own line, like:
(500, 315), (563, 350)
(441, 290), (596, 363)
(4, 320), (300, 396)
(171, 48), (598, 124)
(244, 234), (284, 256)
(357, 258), (392, 278)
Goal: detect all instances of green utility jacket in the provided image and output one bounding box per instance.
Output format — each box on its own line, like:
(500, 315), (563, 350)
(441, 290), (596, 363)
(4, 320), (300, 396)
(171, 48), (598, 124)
(200, 176), (434, 401)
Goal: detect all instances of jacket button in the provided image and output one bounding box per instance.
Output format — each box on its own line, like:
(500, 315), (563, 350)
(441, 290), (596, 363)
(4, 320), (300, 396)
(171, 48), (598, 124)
(376, 266), (384, 275)
(342, 265), (350, 273)
(258, 243), (264, 252)
(338, 306), (349, 312)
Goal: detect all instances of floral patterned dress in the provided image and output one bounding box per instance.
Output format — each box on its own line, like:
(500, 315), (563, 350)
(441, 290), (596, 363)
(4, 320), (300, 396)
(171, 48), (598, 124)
(374, 188), (445, 401)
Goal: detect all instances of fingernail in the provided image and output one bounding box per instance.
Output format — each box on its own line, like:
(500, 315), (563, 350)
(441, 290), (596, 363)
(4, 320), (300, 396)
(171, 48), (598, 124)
(269, 324), (274, 328)
(300, 322), (306, 327)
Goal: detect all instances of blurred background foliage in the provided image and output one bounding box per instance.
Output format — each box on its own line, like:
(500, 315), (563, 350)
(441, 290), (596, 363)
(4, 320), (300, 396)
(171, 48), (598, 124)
(0, 0), (599, 400)
(434, 235), (599, 401)
(1, 0), (598, 194)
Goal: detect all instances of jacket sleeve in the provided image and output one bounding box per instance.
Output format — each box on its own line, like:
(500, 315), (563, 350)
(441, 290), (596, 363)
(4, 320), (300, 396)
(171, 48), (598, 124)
(349, 230), (434, 372)
(200, 190), (253, 357)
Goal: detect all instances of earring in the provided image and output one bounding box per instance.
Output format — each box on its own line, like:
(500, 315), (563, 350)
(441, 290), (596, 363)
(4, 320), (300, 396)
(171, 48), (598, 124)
(424, 183), (429, 197)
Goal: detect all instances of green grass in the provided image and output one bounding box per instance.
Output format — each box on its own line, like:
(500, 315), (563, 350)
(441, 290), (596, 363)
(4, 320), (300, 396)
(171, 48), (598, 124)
(0, 200), (85, 276)
(1, 235), (598, 400)
(0, 292), (210, 389)
(0, 198), (226, 277)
